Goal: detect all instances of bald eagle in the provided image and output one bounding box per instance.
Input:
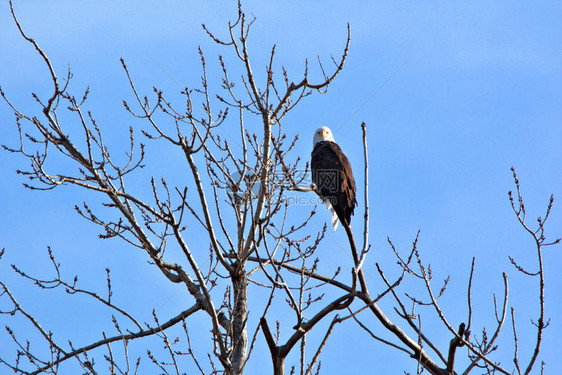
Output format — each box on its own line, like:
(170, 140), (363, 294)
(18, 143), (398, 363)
(311, 126), (357, 230)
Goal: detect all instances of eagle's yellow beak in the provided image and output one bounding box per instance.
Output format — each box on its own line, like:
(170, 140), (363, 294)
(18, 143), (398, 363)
(321, 130), (328, 138)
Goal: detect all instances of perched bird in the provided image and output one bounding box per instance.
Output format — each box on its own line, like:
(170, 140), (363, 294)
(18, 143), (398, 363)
(311, 126), (357, 230)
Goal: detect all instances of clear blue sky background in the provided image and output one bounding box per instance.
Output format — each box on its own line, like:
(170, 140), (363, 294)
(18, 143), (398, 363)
(1, 1), (561, 374)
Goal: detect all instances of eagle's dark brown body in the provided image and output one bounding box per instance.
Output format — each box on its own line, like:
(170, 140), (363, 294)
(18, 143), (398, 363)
(311, 140), (357, 227)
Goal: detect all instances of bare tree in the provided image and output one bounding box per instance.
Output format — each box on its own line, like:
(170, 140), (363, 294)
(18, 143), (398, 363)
(1, 2), (559, 375)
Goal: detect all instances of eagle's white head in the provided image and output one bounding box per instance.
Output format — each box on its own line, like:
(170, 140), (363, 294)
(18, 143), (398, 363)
(313, 126), (336, 147)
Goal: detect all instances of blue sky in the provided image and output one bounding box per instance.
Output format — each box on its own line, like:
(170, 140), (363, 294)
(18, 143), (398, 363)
(1, 1), (561, 374)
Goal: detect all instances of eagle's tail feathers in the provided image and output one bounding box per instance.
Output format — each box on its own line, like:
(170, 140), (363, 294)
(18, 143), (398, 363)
(330, 205), (339, 231)
(324, 199), (340, 231)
